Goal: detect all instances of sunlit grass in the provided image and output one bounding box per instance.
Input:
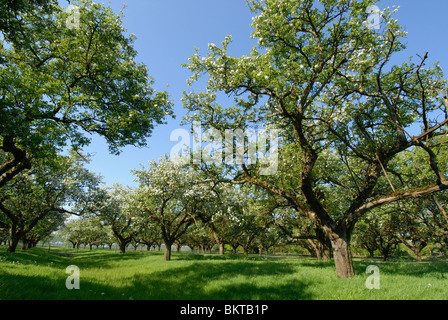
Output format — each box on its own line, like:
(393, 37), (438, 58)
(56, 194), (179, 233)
(1, 245), (447, 300)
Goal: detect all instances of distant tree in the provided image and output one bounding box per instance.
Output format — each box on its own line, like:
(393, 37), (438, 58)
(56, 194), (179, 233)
(21, 210), (67, 249)
(96, 184), (144, 254)
(394, 199), (440, 262)
(81, 216), (105, 250)
(352, 209), (400, 260)
(132, 156), (217, 261)
(255, 224), (283, 256)
(0, 151), (102, 252)
(101, 225), (116, 249)
(137, 219), (161, 251)
(217, 186), (271, 257)
(193, 182), (245, 255)
(276, 206), (332, 260)
(59, 218), (84, 248)
(0, 226), (9, 245)
(182, 223), (207, 253)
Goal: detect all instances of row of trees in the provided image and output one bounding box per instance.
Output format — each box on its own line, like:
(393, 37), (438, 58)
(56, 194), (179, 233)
(55, 197), (448, 262)
(2, 147), (447, 264)
(0, 150), (105, 252)
(2, 0), (448, 279)
(58, 157), (272, 261)
(50, 155), (448, 263)
(5, 159), (447, 262)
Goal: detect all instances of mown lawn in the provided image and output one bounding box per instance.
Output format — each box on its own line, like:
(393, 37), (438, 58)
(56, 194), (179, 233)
(0, 245), (447, 300)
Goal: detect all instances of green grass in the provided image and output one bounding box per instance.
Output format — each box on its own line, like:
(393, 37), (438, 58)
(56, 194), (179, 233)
(1, 245), (447, 300)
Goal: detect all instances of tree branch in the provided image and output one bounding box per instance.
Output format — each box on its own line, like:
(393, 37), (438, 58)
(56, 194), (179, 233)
(349, 183), (448, 224)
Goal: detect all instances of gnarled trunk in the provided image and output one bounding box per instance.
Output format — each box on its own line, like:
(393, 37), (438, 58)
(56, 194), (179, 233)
(328, 230), (354, 278)
(119, 241), (127, 254)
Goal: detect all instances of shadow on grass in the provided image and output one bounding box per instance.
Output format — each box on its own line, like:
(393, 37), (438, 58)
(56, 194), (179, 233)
(0, 246), (161, 270)
(128, 260), (312, 300)
(353, 259), (448, 278)
(280, 257), (448, 279)
(4, 246), (447, 300)
(0, 248), (312, 300)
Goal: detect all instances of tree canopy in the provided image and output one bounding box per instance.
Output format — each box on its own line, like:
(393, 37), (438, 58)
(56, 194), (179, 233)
(182, 0), (448, 277)
(0, 0), (173, 188)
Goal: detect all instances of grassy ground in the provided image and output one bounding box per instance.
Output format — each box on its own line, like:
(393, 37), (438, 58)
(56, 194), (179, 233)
(1, 245), (447, 300)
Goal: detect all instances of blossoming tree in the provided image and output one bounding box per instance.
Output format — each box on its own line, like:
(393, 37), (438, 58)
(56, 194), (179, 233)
(183, 0), (448, 277)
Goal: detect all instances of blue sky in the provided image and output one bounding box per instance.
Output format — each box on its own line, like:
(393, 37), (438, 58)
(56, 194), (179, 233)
(80, 0), (448, 187)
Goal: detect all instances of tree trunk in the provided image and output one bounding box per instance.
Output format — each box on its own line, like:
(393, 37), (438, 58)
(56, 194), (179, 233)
(164, 243), (173, 261)
(307, 239), (321, 260)
(330, 233), (354, 278)
(414, 249), (423, 262)
(212, 231), (225, 255)
(8, 237), (20, 252)
(7, 228), (22, 253)
(119, 241), (127, 254)
(380, 244), (395, 261)
(315, 226), (332, 261)
(322, 246), (332, 261)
